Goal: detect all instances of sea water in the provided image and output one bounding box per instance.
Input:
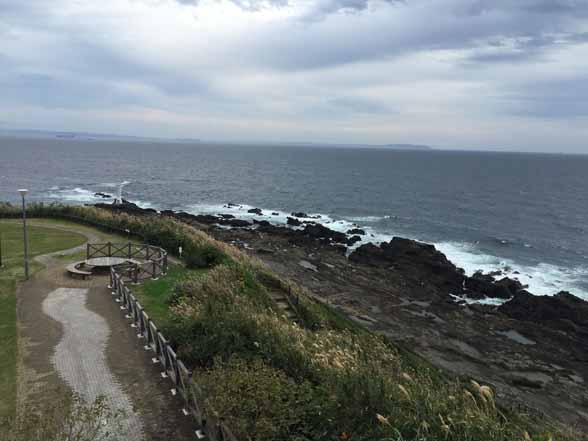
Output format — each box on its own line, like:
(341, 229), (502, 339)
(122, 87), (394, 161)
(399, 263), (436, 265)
(1, 137), (587, 299)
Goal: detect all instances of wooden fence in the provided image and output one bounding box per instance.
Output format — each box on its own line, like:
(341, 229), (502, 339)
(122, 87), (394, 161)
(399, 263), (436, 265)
(88, 242), (168, 282)
(109, 268), (238, 441)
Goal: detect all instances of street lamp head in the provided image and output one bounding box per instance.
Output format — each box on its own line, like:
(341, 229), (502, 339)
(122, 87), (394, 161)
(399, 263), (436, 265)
(18, 189), (28, 197)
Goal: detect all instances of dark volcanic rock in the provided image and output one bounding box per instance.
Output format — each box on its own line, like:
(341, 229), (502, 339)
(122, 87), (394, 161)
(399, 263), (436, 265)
(219, 214), (235, 219)
(499, 291), (588, 331)
(287, 217), (302, 226)
(302, 224), (348, 244)
(349, 243), (382, 263)
(271, 212), (279, 216)
(465, 272), (512, 299)
(187, 214), (220, 225)
(94, 192), (112, 199)
(164, 212), (251, 228)
(291, 212), (321, 219)
(95, 200), (156, 214)
(350, 238), (466, 294)
(495, 277), (525, 295)
(248, 208), (263, 215)
(253, 220), (271, 227)
(225, 219), (252, 228)
(347, 235), (362, 246)
(347, 228), (366, 235)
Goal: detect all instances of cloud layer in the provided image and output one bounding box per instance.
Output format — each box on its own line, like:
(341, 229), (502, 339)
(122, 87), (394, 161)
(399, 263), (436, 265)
(1, 0), (587, 151)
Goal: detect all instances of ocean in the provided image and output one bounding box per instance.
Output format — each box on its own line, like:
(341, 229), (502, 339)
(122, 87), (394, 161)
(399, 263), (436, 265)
(1, 136), (587, 299)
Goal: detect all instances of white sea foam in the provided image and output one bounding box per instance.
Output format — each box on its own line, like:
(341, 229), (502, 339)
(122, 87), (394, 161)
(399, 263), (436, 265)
(346, 215), (392, 222)
(47, 187), (108, 203)
(40, 192), (588, 301)
(436, 241), (588, 300)
(44, 185), (157, 211)
(182, 202), (392, 252)
(183, 202), (588, 300)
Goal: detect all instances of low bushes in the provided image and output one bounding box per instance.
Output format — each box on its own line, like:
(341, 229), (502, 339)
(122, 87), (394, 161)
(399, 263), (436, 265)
(168, 263), (570, 441)
(198, 358), (321, 441)
(0, 202), (234, 269)
(184, 243), (228, 269)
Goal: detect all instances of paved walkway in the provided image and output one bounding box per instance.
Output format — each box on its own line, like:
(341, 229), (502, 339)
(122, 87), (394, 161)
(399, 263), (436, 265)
(17, 223), (194, 441)
(43, 287), (144, 440)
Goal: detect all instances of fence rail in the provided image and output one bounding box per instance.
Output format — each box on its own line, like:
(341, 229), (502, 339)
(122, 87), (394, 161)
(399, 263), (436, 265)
(109, 267), (238, 441)
(88, 242), (168, 282)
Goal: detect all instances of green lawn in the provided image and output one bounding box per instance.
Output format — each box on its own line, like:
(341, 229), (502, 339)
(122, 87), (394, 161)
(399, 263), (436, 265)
(0, 278), (16, 424)
(132, 264), (205, 327)
(0, 220), (86, 427)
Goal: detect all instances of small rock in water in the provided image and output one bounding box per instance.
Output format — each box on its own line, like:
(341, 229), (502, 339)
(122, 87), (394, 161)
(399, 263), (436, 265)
(248, 208), (263, 215)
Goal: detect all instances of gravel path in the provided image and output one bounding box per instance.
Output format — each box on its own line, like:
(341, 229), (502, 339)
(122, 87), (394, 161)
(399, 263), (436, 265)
(43, 287), (145, 440)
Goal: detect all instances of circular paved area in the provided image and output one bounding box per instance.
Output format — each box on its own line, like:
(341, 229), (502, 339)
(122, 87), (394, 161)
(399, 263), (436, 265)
(86, 256), (135, 268)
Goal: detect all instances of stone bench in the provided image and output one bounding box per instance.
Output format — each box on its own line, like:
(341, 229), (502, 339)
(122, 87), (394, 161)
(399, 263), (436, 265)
(66, 262), (93, 280)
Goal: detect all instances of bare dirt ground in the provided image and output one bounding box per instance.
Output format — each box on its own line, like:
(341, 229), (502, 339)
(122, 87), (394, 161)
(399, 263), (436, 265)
(16, 224), (195, 441)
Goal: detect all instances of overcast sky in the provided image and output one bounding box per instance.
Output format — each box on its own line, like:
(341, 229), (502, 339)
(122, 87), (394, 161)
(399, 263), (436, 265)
(1, 0), (587, 152)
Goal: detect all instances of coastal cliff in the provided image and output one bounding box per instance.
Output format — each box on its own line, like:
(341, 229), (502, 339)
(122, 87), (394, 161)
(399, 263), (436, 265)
(92, 200), (588, 431)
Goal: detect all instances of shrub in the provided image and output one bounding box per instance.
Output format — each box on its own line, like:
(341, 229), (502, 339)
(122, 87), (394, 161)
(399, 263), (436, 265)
(198, 357), (326, 441)
(184, 243), (227, 269)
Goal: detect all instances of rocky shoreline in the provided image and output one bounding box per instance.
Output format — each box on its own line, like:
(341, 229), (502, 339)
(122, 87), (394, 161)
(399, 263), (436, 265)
(95, 200), (588, 431)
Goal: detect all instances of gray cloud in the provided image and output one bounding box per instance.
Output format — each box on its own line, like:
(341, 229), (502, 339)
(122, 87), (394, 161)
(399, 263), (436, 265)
(0, 0), (587, 152)
(505, 76), (588, 118)
(327, 96), (393, 114)
(176, 0), (290, 10)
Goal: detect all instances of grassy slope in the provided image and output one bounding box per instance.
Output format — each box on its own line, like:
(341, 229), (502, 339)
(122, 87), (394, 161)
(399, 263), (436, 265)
(132, 265), (207, 326)
(0, 221), (87, 425)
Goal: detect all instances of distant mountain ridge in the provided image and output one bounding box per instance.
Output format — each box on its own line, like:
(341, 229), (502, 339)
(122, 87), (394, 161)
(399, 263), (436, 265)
(385, 144), (432, 151)
(0, 128), (432, 150)
(0, 128), (200, 143)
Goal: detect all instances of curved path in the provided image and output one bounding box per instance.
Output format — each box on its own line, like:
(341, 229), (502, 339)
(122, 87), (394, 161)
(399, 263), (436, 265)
(17, 222), (194, 441)
(43, 287), (144, 439)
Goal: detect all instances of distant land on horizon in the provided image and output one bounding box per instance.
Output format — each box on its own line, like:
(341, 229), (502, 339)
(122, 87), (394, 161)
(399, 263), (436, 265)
(0, 128), (200, 144)
(0, 128), (435, 150)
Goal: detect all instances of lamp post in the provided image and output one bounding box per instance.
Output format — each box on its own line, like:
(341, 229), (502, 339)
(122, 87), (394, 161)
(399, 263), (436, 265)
(18, 189), (29, 280)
